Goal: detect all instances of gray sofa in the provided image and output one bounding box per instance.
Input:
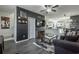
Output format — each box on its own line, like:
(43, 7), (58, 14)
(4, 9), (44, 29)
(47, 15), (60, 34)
(53, 39), (79, 54)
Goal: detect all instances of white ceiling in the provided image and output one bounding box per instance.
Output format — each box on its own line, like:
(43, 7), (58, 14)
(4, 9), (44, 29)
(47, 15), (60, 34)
(0, 5), (16, 12)
(18, 5), (43, 14)
(0, 5), (79, 18)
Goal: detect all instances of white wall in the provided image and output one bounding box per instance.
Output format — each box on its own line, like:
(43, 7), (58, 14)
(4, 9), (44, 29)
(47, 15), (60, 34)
(0, 11), (15, 41)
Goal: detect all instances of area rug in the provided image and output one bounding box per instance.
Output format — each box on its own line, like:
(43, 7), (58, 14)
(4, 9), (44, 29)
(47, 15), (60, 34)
(33, 42), (54, 53)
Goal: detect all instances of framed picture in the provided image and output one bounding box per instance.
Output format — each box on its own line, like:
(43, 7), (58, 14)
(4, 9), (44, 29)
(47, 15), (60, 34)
(1, 16), (10, 29)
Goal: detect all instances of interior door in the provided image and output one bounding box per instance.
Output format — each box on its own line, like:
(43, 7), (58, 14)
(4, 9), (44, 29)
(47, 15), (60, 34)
(28, 17), (36, 39)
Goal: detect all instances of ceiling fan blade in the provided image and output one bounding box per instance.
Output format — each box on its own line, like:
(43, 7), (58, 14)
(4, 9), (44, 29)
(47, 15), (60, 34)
(45, 5), (52, 8)
(45, 5), (48, 8)
(52, 5), (59, 8)
(51, 9), (56, 12)
(40, 9), (46, 12)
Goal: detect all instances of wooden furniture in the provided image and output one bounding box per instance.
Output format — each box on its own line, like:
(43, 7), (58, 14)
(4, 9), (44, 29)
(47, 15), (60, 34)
(37, 31), (45, 42)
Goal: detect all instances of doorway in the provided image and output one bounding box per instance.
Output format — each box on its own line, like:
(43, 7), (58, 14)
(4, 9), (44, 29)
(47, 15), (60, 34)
(28, 17), (36, 39)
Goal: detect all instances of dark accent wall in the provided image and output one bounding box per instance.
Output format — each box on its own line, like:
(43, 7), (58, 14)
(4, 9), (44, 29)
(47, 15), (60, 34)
(16, 7), (45, 41)
(17, 7), (28, 41)
(70, 15), (79, 29)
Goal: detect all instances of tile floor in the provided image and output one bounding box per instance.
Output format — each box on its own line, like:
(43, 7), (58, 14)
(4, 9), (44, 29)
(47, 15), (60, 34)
(3, 39), (54, 54)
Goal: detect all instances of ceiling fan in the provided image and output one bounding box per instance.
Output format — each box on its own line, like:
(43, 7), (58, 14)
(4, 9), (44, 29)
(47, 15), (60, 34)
(40, 5), (59, 14)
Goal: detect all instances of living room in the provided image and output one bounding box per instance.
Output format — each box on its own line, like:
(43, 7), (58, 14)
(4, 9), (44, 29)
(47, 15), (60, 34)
(0, 5), (79, 54)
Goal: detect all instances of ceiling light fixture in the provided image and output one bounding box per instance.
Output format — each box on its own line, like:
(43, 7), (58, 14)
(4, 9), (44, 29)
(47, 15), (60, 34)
(40, 5), (59, 14)
(46, 8), (51, 12)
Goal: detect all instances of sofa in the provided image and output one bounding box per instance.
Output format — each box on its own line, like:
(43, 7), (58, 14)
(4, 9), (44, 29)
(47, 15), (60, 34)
(0, 35), (4, 54)
(53, 39), (79, 54)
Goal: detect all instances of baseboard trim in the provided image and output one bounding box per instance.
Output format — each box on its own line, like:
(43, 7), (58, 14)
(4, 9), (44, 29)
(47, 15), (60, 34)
(4, 38), (14, 41)
(16, 39), (30, 43)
